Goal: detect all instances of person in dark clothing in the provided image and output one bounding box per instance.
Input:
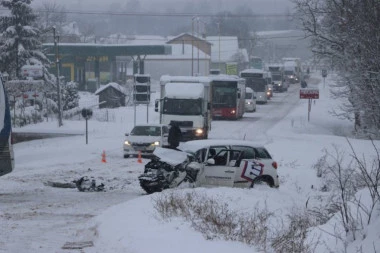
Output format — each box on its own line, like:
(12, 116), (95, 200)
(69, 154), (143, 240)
(301, 80), (308, 88)
(168, 122), (182, 149)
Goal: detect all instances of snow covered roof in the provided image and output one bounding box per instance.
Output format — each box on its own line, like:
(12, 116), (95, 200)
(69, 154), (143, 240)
(240, 68), (265, 74)
(94, 82), (127, 95)
(164, 82), (205, 99)
(160, 75), (241, 84)
(99, 34), (167, 45)
(167, 33), (211, 45)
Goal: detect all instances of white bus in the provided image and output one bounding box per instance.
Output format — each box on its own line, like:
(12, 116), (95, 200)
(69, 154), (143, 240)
(240, 69), (268, 104)
(0, 74), (14, 177)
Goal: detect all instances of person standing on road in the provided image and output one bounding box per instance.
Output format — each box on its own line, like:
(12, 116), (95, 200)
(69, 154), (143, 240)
(168, 122), (182, 149)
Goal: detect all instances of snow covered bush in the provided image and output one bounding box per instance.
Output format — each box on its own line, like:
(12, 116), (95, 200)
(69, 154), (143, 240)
(152, 190), (273, 251)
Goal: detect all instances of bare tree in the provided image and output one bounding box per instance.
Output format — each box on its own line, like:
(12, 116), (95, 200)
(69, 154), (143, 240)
(293, 0), (380, 136)
(36, 2), (67, 34)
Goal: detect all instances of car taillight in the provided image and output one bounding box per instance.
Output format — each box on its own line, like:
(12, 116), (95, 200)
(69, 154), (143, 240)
(272, 161), (278, 169)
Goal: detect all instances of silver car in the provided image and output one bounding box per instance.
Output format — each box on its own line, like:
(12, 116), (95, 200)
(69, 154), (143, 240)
(123, 124), (169, 158)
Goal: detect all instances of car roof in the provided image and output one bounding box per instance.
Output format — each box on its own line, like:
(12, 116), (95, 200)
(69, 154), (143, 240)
(180, 139), (266, 152)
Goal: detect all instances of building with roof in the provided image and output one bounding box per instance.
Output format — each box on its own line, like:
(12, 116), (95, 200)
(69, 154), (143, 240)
(94, 82), (128, 108)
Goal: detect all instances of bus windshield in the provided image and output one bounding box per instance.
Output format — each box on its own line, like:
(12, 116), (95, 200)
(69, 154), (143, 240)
(243, 77), (267, 92)
(212, 84), (237, 108)
(163, 98), (202, 115)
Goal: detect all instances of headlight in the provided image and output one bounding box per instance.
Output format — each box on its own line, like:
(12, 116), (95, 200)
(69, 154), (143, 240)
(195, 129), (204, 135)
(124, 140), (131, 145)
(153, 141), (160, 146)
(230, 109), (236, 114)
(246, 101), (251, 105)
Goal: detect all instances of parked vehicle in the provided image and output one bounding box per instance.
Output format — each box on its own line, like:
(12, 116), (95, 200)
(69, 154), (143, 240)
(123, 124), (169, 158)
(138, 140), (279, 194)
(244, 87), (256, 112)
(0, 74), (14, 177)
(156, 75), (212, 140)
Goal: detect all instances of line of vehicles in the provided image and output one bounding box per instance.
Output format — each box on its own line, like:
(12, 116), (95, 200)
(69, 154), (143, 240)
(124, 57), (304, 157)
(130, 57), (303, 193)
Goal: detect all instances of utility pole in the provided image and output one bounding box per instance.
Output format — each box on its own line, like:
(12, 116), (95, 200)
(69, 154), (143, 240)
(53, 27), (63, 127)
(217, 22), (221, 71)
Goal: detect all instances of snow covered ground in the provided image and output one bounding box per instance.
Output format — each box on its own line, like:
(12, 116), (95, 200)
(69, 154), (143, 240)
(1, 72), (379, 253)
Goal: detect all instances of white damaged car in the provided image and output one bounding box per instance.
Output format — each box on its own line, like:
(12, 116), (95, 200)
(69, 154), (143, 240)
(138, 139), (279, 193)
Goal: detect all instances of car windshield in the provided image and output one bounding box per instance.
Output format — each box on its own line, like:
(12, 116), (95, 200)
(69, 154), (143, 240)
(130, 126), (161, 136)
(245, 92), (252, 99)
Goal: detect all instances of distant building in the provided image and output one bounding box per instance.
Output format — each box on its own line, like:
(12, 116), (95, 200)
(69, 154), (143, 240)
(95, 82), (127, 108)
(206, 36), (249, 75)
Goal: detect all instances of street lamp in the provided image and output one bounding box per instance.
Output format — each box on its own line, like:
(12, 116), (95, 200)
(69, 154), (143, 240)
(51, 27), (63, 127)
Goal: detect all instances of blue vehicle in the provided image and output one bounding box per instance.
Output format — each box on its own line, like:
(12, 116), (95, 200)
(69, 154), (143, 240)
(0, 74), (14, 177)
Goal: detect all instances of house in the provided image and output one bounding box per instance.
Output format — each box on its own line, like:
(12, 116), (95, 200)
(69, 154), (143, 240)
(144, 33), (212, 80)
(94, 82), (127, 108)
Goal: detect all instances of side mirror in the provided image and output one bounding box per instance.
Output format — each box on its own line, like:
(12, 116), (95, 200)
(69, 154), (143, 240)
(206, 158), (215, 165)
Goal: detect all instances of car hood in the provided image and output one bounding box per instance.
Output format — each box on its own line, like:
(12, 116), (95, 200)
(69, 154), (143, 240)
(126, 135), (161, 143)
(153, 147), (189, 166)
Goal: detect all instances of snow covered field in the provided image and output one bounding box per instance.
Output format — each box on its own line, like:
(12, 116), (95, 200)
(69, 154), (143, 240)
(1, 72), (379, 253)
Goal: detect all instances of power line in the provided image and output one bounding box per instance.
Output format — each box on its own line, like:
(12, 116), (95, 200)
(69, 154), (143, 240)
(18, 8), (297, 19)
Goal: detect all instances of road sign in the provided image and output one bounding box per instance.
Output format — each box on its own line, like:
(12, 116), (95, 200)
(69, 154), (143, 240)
(300, 88), (319, 99)
(21, 65), (43, 78)
(322, 69), (327, 78)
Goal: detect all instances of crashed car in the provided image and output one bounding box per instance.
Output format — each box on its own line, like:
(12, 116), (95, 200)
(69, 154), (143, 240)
(138, 139), (279, 194)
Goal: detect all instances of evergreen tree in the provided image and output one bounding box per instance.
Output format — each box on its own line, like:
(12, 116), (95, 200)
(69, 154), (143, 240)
(62, 81), (79, 111)
(0, 0), (53, 84)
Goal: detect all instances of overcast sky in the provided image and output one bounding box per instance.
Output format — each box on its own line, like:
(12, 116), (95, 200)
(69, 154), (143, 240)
(31, 0), (294, 14)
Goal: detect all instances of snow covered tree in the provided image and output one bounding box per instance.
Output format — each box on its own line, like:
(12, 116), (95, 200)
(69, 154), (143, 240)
(61, 81), (79, 111)
(0, 0), (54, 85)
(293, 0), (380, 136)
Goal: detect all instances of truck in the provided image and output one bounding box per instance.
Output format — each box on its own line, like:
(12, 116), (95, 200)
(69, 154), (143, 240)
(282, 58), (302, 83)
(267, 64), (288, 92)
(156, 75), (212, 141)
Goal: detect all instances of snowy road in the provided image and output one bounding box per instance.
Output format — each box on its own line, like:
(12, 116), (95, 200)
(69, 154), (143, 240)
(0, 81), (309, 253)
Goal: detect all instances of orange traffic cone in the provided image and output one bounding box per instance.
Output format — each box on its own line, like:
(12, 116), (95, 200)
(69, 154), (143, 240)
(101, 150), (107, 163)
(137, 151), (142, 164)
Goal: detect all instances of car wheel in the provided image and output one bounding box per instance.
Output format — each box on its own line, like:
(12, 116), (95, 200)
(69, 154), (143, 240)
(251, 175), (275, 188)
(124, 154), (130, 158)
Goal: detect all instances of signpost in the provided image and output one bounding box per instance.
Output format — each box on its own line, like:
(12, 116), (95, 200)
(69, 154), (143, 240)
(81, 108), (93, 144)
(300, 88), (319, 121)
(133, 74), (151, 125)
(322, 69), (327, 88)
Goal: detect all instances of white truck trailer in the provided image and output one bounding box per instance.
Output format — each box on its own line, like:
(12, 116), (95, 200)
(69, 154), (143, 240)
(156, 75), (212, 140)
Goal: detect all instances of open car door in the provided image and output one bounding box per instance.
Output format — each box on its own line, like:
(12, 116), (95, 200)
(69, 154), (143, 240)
(198, 148), (243, 187)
